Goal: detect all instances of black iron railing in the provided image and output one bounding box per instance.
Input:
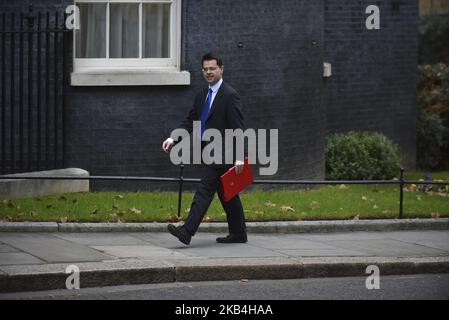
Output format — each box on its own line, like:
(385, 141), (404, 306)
(0, 7), (69, 175)
(1, 167), (448, 219)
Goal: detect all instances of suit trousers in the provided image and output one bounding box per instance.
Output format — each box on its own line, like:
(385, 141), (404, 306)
(183, 165), (246, 236)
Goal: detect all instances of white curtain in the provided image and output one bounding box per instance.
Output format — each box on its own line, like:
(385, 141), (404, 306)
(143, 4), (170, 58)
(110, 3), (139, 58)
(76, 2), (170, 59)
(76, 3), (106, 58)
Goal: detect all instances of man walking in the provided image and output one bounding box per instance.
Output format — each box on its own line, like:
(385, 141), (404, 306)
(162, 52), (247, 245)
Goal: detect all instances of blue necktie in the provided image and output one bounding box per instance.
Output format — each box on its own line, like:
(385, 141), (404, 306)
(200, 88), (213, 138)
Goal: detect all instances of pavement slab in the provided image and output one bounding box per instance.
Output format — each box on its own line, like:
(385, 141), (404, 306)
(329, 239), (449, 257)
(0, 253), (44, 266)
(0, 233), (115, 263)
(0, 221), (448, 293)
(0, 244), (20, 253)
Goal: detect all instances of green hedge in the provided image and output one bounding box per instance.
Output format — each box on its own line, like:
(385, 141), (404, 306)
(325, 132), (401, 180)
(417, 63), (449, 169)
(417, 112), (449, 169)
(419, 14), (449, 64)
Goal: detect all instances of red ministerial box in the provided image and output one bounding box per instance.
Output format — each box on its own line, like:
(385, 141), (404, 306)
(220, 158), (254, 202)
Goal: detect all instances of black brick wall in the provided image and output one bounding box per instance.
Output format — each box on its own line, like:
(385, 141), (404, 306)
(0, 0), (419, 190)
(183, 0), (326, 184)
(324, 0), (418, 168)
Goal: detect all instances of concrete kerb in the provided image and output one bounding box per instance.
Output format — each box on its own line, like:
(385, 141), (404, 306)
(0, 218), (448, 233)
(0, 260), (176, 293)
(0, 222), (58, 233)
(1, 219), (448, 292)
(1, 257), (449, 293)
(171, 258), (305, 282)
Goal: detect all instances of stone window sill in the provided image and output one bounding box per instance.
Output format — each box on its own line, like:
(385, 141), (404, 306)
(70, 69), (191, 86)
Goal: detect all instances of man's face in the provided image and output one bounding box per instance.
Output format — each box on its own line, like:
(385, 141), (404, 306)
(202, 59), (223, 86)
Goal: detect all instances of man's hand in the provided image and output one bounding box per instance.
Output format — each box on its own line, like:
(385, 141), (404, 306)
(162, 138), (174, 153)
(234, 160), (244, 175)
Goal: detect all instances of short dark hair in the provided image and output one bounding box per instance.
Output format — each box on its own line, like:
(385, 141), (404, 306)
(202, 52), (223, 67)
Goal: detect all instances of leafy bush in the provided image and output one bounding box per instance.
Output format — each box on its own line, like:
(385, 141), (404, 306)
(417, 63), (449, 169)
(417, 112), (449, 169)
(418, 64), (449, 125)
(325, 132), (401, 180)
(419, 14), (449, 64)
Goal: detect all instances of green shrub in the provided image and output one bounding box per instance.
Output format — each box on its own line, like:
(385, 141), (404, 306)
(417, 112), (449, 169)
(419, 14), (449, 64)
(417, 63), (449, 169)
(418, 64), (449, 126)
(325, 132), (401, 180)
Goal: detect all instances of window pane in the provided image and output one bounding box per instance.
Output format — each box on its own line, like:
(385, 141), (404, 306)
(110, 3), (139, 58)
(76, 3), (106, 58)
(143, 4), (170, 58)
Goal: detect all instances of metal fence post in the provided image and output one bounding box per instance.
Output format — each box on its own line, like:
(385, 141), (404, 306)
(399, 167), (405, 219)
(177, 164), (184, 218)
(27, 5), (35, 172)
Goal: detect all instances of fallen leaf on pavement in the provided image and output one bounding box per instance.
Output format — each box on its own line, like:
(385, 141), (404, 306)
(431, 212), (440, 219)
(264, 201), (276, 207)
(169, 215), (181, 223)
(281, 206), (295, 212)
(129, 207), (141, 215)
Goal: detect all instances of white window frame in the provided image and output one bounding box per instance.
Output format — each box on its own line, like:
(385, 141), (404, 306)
(71, 0), (190, 86)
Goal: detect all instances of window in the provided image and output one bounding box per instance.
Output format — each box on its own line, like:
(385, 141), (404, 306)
(71, 0), (190, 86)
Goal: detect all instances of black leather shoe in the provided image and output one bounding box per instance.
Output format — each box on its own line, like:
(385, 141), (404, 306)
(216, 233), (247, 243)
(167, 224), (191, 245)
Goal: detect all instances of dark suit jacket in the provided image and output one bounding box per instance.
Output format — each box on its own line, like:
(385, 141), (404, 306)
(173, 82), (245, 165)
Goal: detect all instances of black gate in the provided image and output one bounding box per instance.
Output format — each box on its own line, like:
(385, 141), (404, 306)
(0, 7), (69, 175)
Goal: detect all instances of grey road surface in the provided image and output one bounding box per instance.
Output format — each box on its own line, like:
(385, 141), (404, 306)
(2, 273), (448, 300)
